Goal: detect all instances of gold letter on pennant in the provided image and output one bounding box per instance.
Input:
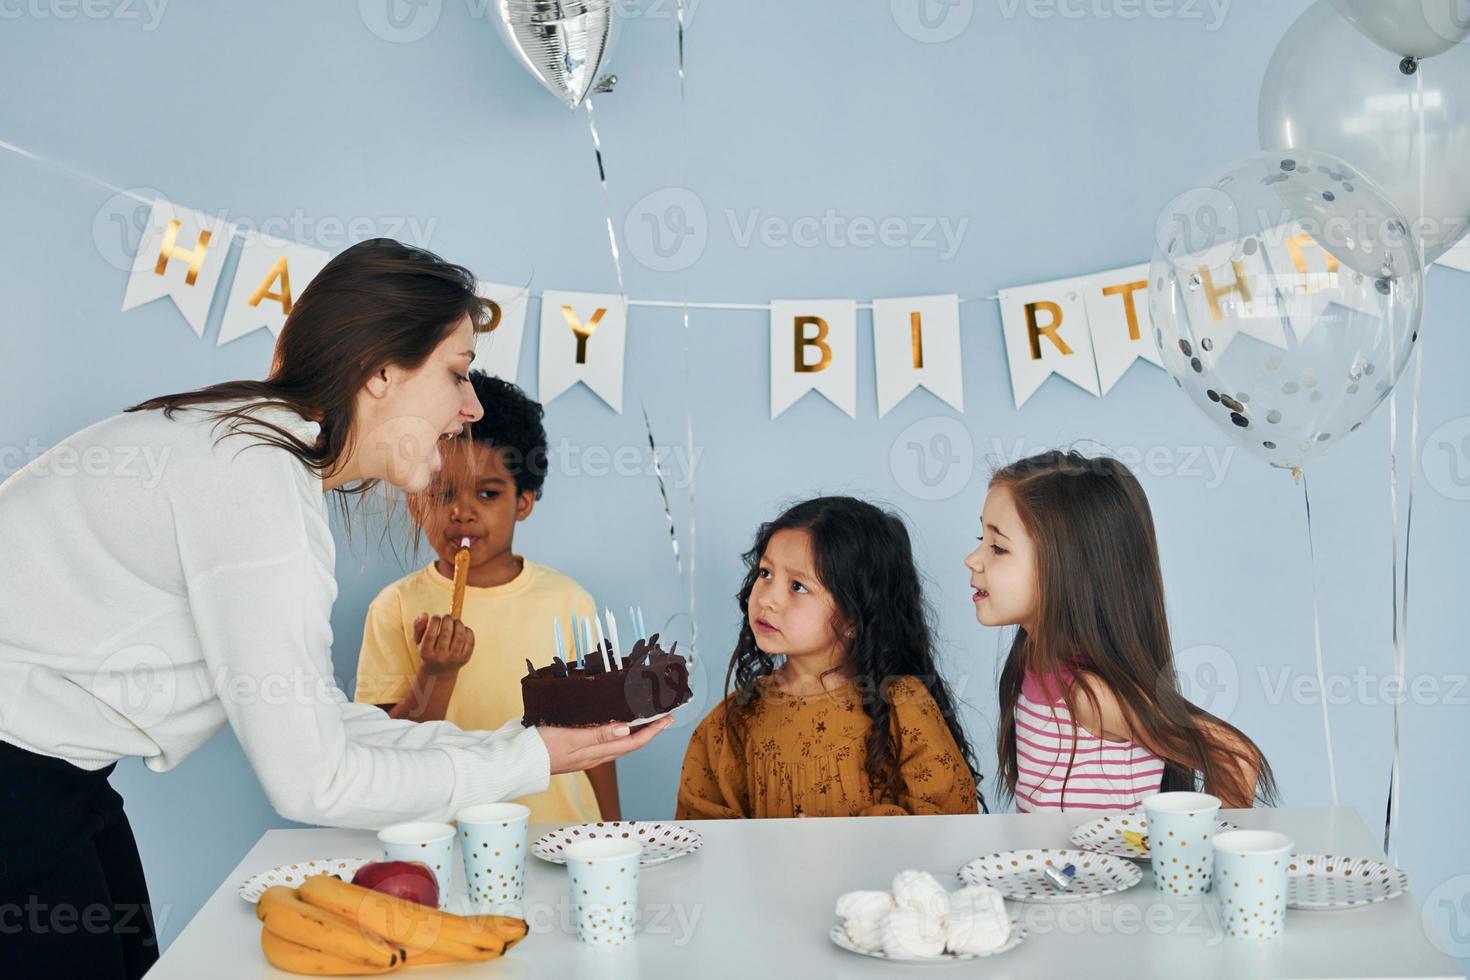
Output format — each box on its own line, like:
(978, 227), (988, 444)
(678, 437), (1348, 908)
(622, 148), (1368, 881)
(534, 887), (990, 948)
(1285, 233), (1339, 294)
(248, 257), (295, 314)
(560, 305), (606, 364)
(1024, 301), (1073, 360)
(909, 311), (925, 369)
(1285, 233), (1339, 276)
(1100, 279), (1148, 341)
(154, 219), (213, 287)
(1200, 260), (1252, 321)
(793, 316), (832, 373)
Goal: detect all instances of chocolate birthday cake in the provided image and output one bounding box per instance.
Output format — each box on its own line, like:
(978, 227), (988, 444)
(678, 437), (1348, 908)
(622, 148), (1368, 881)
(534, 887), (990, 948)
(521, 633), (693, 728)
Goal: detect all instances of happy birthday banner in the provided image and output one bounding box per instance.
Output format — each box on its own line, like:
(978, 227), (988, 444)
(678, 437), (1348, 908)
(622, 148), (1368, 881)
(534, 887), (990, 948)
(122, 196), (1184, 416)
(122, 194), (1459, 419)
(0, 132), (1456, 419)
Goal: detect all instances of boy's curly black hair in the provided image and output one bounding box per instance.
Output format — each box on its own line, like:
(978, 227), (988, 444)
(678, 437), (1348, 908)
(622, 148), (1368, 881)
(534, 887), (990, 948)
(465, 370), (549, 499)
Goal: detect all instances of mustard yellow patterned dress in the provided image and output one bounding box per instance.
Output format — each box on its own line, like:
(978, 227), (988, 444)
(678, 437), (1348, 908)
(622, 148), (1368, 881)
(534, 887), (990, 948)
(676, 674), (978, 818)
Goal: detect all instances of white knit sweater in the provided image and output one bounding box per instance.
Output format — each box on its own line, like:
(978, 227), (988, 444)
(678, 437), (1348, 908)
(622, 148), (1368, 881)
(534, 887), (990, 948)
(0, 400), (550, 829)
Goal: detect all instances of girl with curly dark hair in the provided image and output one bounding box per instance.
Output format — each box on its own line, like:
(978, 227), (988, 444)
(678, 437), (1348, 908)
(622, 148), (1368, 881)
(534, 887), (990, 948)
(677, 496), (984, 818)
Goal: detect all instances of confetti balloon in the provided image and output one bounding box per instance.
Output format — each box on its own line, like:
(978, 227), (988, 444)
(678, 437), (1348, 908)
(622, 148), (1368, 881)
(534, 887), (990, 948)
(1148, 150), (1424, 471)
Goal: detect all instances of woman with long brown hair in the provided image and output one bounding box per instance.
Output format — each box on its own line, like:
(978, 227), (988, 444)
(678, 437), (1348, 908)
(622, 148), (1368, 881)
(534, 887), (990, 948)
(0, 239), (669, 978)
(964, 449), (1275, 812)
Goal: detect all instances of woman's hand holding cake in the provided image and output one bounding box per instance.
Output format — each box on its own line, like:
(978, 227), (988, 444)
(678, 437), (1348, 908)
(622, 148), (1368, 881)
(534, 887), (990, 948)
(539, 715), (674, 775)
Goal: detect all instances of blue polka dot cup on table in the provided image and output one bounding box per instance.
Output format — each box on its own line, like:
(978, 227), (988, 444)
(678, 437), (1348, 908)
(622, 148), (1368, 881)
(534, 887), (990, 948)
(564, 837), (642, 946)
(1141, 792), (1221, 896)
(456, 803), (530, 915)
(377, 821), (456, 910)
(1213, 830), (1293, 940)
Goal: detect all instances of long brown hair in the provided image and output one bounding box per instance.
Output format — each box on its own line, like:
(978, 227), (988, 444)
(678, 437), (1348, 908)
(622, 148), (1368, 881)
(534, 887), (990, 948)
(125, 238), (496, 501)
(725, 496), (985, 811)
(991, 450), (1276, 808)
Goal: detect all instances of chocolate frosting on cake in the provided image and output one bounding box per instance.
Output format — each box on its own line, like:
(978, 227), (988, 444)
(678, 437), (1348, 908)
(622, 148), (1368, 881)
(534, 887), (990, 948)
(521, 633), (693, 728)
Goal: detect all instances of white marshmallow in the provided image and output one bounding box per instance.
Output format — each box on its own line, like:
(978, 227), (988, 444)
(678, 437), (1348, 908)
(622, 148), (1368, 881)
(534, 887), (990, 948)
(881, 906), (947, 959)
(945, 885), (1011, 955)
(890, 869), (951, 919)
(834, 890), (894, 952)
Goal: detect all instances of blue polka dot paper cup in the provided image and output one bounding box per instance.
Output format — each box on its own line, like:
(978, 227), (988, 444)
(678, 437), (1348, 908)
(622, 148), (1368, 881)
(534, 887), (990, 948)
(377, 821), (456, 910)
(1213, 830), (1293, 940)
(1141, 792), (1221, 896)
(456, 803), (530, 915)
(565, 838), (641, 946)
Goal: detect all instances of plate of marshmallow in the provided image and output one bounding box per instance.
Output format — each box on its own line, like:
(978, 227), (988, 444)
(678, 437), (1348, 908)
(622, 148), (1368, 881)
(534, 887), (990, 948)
(831, 870), (1024, 962)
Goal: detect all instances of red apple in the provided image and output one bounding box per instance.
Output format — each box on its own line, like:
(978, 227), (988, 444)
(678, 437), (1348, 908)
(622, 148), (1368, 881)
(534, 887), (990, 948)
(351, 860), (439, 907)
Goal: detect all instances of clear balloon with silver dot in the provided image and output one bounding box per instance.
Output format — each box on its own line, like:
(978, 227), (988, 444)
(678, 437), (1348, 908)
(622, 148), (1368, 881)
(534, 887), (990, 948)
(1147, 149), (1424, 471)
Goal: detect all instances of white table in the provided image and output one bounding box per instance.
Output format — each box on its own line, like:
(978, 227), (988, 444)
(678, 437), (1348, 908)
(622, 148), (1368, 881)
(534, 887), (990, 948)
(149, 807), (1463, 979)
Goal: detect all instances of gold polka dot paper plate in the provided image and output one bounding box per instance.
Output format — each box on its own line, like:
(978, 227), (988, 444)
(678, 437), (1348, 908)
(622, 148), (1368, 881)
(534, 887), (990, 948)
(1069, 812), (1240, 861)
(533, 822), (703, 867)
(957, 848), (1142, 903)
(237, 857), (372, 903)
(1286, 854), (1408, 910)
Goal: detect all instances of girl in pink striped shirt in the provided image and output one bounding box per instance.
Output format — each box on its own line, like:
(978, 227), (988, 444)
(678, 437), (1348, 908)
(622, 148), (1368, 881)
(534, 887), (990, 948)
(963, 450), (1275, 812)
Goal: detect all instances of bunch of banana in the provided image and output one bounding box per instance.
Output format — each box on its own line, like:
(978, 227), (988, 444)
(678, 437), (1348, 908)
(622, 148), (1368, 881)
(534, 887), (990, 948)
(256, 874), (527, 975)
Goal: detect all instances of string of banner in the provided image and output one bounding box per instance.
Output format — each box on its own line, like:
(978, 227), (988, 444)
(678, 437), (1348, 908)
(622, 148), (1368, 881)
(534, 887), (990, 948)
(6, 135), (1470, 424)
(108, 191), (1165, 417)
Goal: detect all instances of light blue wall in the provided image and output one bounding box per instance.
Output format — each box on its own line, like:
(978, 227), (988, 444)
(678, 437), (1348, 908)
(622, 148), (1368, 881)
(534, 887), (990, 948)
(2, 0), (1468, 962)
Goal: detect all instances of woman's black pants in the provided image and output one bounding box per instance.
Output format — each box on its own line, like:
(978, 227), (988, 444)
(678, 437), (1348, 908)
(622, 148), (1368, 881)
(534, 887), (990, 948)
(0, 740), (160, 979)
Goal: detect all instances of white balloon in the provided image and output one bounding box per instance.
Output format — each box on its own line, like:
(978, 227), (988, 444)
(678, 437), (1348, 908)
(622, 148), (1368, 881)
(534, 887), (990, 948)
(1261, 2), (1470, 263)
(1328, 0), (1470, 59)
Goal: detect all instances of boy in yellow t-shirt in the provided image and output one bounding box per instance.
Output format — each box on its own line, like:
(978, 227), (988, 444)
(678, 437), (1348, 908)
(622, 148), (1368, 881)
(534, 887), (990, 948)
(354, 371), (618, 824)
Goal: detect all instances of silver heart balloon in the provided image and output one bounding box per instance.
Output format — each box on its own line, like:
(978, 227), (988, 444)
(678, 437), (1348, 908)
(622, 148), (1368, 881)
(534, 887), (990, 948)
(494, 0), (618, 109)
(1328, 0), (1470, 60)
(1260, 1), (1470, 263)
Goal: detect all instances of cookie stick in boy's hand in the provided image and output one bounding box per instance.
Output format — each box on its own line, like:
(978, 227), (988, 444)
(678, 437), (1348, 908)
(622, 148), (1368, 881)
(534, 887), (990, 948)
(450, 537), (471, 619)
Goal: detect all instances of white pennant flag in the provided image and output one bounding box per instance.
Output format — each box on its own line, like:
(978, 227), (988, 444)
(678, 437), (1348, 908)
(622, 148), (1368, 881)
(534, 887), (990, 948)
(770, 299), (857, 419)
(473, 280), (530, 382)
(121, 200), (231, 337)
(1439, 237), (1470, 273)
(539, 289), (627, 412)
(1154, 223), (1381, 374)
(217, 232), (330, 346)
(1257, 223), (1384, 342)
(1084, 264), (1163, 396)
(872, 294), (964, 416)
(998, 276), (1101, 409)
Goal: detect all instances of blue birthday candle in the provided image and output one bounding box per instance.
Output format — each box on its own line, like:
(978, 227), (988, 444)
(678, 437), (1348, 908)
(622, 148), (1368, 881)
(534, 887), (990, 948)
(572, 614), (583, 666)
(635, 606), (647, 640)
(553, 618), (566, 662)
(629, 606), (639, 641)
